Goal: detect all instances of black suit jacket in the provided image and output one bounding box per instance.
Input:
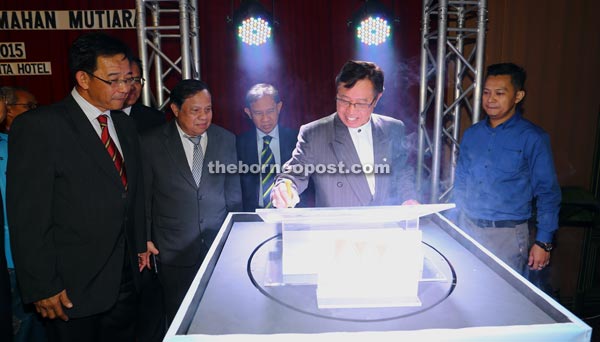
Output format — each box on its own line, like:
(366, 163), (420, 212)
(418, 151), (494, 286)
(6, 95), (146, 318)
(236, 126), (299, 211)
(142, 121), (242, 267)
(129, 103), (166, 134)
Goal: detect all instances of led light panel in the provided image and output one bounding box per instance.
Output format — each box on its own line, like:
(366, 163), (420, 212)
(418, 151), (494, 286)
(238, 17), (272, 46)
(357, 16), (391, 46)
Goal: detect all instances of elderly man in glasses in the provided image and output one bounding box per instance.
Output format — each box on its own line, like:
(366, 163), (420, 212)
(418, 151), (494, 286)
(122, 58), (166, 134)
(1, 86), (37, 132)
(271, 60), (418, 208)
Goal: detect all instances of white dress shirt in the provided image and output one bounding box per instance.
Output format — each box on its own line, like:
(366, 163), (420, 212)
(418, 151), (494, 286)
(348, 119), (375, 195)
(176, 122), (208, 172)
(256, 125), (281, 166)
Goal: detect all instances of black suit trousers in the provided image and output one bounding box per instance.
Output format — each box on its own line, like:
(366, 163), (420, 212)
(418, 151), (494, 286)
(45, 256), (137, 342)
(135, 268), (166, 342)
(158, 251), (205, 326)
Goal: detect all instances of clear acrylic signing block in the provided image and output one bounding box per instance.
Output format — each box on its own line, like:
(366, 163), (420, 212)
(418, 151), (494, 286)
(255, 204), (456, 309)
(256, 204), (455, 227)
(281, 222), (408, 285)
(316, 228), (423, 308)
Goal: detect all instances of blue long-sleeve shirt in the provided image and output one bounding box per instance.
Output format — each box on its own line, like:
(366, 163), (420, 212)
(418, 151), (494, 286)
(454, 112), (561, 242)
(0, 133), (13, 268)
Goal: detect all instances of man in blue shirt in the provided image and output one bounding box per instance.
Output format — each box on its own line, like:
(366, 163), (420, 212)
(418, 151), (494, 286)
(0, 88), (11, 341)
(0, 87), (47, 342)
(453, 63), (561, 275)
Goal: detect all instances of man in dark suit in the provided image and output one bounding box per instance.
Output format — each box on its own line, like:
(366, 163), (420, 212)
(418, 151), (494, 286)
(142, 79), (242, 324)
(123, 58), (166, 134)
(272, 60), (418, 208)
(122, 58), (167, 341)
(6, 32), (147, 341)
(236, 83), (302, 211)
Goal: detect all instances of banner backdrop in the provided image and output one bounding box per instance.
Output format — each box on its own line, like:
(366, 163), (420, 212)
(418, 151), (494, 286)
(0, 10), (136, 30)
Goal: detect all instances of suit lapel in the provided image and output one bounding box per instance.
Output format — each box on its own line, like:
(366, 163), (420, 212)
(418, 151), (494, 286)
(331, 114), (371, 206)
(371, 115), (391, 201)
(246, 130), (260, 198)
(164, 121), (197, 188)
(198, 126), (221, 192)
(246, 129), (259, 164)
(64, 96), (123, 189)
(112, 110), (137, 189)
(279, 126), (297, 163)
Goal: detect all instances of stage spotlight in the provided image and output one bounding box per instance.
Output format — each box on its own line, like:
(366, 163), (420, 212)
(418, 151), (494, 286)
(357, 16), (391, 46)
(231, 0), (274, 46)
(350, 0), (394, 46)
(238, 17), (272, 46)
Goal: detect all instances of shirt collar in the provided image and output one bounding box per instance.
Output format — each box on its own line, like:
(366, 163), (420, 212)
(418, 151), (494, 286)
(257, 125), (280, 141)
(347, 118), (372, 134)
(175, 121), (207, 139)
(486, 110), (522, 130)
(71, 87), (110, 120)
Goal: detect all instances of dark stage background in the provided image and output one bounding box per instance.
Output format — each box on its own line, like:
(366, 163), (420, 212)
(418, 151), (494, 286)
(1, 0), (600, 337)
(0, 0), (598, 190)
(0, 1), (421, 134)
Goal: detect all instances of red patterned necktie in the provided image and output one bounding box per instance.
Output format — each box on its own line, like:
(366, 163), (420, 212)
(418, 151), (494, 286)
(97, 114), (127, 190)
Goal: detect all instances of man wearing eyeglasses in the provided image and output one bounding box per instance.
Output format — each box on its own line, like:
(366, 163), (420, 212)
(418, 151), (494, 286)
(1, 86), (37, 132)
(123, 58), (166, 134)
(7, 32), (148, 341)
(271, 60), (418, 208)
(236, 83), (315, 211)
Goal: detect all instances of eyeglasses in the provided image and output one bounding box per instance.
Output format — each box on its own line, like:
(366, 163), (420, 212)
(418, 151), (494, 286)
(335, 97), (376, 111)
(8, 102), (37, 110)
(86, 72), (135, 89)
(132, 77), (145, 86)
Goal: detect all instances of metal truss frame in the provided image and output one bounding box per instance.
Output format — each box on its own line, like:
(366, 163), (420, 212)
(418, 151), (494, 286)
(135, 0), (200, 110)
(417, 0), (487, 203)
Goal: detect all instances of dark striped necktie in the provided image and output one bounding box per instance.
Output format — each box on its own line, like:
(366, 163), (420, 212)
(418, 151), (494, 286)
(261, 135), (275, 208)
(97, 114), (127, 190)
